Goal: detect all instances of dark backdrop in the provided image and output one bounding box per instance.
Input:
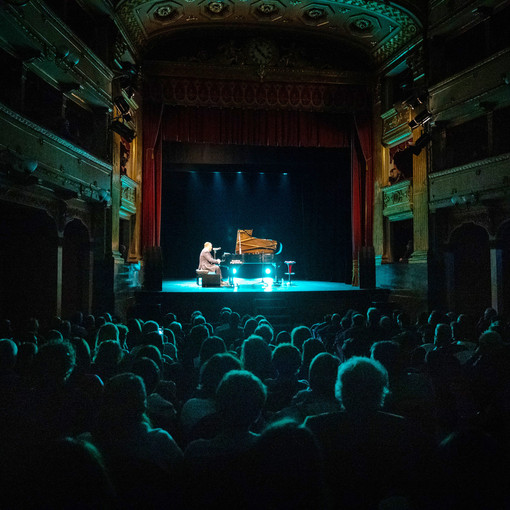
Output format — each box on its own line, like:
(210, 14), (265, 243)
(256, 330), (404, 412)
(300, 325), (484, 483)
(160, 143), (351, 282)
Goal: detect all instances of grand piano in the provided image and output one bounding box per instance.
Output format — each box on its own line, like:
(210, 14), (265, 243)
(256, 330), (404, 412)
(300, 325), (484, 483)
(221, 229), (282, 284)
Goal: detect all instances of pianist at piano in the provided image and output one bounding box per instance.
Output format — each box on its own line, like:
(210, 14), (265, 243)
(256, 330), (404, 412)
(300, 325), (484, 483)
(198, 242), (227, 285)
(220, 230), (282, 285)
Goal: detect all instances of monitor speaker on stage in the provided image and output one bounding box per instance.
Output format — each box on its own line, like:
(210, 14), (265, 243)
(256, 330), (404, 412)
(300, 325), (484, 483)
(358, 246), (376, 289)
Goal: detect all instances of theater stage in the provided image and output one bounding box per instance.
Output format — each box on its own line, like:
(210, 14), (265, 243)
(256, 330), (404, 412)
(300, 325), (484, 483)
(134, 278), (391, 331)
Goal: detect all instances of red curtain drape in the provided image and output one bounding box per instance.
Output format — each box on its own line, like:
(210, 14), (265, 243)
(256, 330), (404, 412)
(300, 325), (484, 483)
(161, 106), (349, 148)
(350, 112), (374, 286)
(142, 101), (164, 249)
(354, 112), (374, 247)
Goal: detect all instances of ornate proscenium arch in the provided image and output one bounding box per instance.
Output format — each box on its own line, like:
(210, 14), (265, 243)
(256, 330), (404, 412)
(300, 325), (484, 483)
(114, 0), (423, 67)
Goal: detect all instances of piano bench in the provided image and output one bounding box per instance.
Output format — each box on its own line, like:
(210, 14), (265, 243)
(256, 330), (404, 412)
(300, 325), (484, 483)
(196, 270), (220, 287)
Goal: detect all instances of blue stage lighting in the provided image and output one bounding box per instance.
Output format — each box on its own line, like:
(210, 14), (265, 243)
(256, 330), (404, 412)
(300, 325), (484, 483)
(233, 268), (238, 274)
(265, 267), (272, 275)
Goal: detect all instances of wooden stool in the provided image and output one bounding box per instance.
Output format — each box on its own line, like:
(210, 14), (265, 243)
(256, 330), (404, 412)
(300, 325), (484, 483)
(284, 260), (296, 285)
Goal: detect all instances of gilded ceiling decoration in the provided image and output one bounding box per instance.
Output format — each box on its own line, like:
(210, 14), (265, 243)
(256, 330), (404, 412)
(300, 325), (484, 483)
(114, 0), (422, 65)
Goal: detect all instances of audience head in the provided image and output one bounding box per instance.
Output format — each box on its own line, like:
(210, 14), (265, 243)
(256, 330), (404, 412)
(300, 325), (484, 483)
(243, 318), (258, 339)
(290, 325), (311, 351)
(15, 341), (38, 378)
(142, 330), (164, 352)
(434, 323), (452, 347)
(95, 323), (119, 348)
(100, 372), (147, 424)
(0, 339), (18, 371)
(275, 330), (291, 346)
(70, 337), (92, 373)
(252, 419), (326, 508)
(228, 311), (240, 327)
(199, 335), (227, 366)
(198, 352), (242, 397)
(33, 339), (76, 386)
(351, 313), (365, 328)
(272, 343), (302, 378)
(133, 344), (163, 370)
(0, 319), (13, 339)
(308, 353), (340, 397)
(335, 356), (389, 412)
(254, 323), (274, 344)
(131, 357), (161, 395)
(366, 307), (381, 326)
(396, 312), (411, 329)
(27, 437), (115, 509)
(59, 320), (72, 340)
(94, 340), (123, 368)
(169, 321), (183, 340)
(241, 335), (273, 379)
(370, 340), (401, 375)
(478, 330), (505, 355)
(141, 320), (160, 335)
(301, 338), (325, 369)
(216, 370), (267, 429)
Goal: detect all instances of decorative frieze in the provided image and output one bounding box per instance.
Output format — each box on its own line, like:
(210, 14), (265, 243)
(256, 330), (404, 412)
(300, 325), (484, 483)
(382, 179), (413, 221)
(429, 153), (510, 211)
(120, 174), (138, 218)
(146, 76), (368, 111)
(381, 106), (413, 147)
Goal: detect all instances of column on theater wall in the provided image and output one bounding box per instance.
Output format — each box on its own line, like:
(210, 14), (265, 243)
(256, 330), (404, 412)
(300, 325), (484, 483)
(128, 105), (143, 263)
(373, 89), (385, 266)
(410, 126), (429, 263)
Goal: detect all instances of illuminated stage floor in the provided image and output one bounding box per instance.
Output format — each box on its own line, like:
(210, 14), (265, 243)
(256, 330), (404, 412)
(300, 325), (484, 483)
(135, 279), (391, 329)
(162, 278), (356, 293)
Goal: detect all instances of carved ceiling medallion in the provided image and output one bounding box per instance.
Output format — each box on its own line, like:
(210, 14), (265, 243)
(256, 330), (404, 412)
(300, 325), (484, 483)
(156, 5), (174, 17)
(207, 1), (227, 14)
(257, 3), (279, 15)
(305, 8), (326, 19)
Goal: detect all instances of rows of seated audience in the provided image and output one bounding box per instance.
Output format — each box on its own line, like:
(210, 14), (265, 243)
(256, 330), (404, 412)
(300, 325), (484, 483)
(0, 304), (509, 509)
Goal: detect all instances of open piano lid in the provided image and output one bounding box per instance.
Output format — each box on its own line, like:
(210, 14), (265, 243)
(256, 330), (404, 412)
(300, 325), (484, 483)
(235, 229), (282, 255)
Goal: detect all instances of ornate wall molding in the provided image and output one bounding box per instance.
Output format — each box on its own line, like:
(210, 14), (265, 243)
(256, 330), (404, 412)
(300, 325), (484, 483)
(381, 106), (413, 147)
(429, 152), (510, 211)
(120, 174), (138, 218)
(382, 179), (413, 221)
(116, 0), (422, 66)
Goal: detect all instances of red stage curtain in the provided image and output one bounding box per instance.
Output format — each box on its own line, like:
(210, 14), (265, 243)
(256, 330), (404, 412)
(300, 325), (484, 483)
(354, 112), (374, 247)
(142, 102), (164, 249)
(161, 106), (349, 148)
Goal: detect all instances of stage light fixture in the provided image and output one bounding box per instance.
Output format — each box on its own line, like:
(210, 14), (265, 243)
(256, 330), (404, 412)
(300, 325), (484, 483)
(233, 268), (238, 275)
(409, 110), (432, 130)
(114, 96), (131, 115)
(265, 267), (272, 275)
(110, 120), (136, 142)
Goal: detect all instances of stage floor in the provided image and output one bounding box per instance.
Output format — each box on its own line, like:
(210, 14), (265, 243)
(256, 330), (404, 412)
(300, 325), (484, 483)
(135, 279), (391, 329)
(162, 278), (357, 293)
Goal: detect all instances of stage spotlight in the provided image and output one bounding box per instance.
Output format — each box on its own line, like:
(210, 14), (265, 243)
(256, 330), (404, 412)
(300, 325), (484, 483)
(114, 96), (131, 115)
(233, 268), (238, 275)
(265, 267), (272, 275)
(110, 120), (136, 142)
(409, 110), (432, 130)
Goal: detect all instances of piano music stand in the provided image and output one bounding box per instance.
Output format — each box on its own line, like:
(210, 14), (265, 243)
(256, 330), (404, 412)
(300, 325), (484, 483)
(284, 261), (296, 285)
